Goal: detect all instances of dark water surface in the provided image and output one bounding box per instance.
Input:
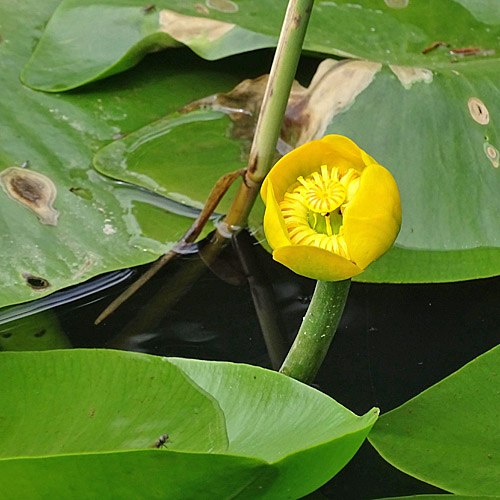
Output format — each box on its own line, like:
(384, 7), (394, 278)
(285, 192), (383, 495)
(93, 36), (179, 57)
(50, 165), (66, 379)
(2, 231), (499, 499)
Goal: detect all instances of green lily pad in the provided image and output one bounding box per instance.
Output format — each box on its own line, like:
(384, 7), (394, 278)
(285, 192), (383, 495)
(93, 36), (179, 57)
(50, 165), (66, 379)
(0, 349), (378, 499)
(21, 0), (500, 92)
(369, 343), (500, 496)
(0, 0), (274, 309)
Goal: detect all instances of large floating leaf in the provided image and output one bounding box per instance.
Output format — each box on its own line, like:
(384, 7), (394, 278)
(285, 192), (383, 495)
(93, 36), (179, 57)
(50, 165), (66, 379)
(0, 0), (270, 309)
(22, 0), (500, 91)
(0, 350), (377, 499)
(170, 358), (379, 499)
(369, 344), (500, 496)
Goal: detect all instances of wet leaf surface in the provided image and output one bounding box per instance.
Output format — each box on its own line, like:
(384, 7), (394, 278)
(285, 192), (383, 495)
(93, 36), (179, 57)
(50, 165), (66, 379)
(0, 0), (268, 308)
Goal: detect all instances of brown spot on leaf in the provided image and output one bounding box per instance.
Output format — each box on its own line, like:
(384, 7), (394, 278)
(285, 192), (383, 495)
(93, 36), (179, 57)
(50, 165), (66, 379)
(422, 41), (449, 54)
(484, 142), (499, 168)
(159, 9), (235, 43)
(23, 274), (51, 290)
(468, 97), (489, 125)
(0, 167), (59, 225)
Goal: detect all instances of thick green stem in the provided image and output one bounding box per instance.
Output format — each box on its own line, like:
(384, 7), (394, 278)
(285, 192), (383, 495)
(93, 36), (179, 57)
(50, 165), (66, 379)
(280, 280), (351, 384)
(247, 0), (314, 184)
(218, 0), (314, 234)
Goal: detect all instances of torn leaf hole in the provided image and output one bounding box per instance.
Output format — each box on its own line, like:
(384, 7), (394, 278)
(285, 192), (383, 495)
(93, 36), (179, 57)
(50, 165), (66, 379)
(1, 332), (12, 339)
(34, 329), (47, 338)
(23, 274), (51, 290)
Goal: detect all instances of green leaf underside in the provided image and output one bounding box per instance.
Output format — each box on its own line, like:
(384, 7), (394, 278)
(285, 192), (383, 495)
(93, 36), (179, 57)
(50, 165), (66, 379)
(369, 343), (500, 495)
(0, 0), (276, 309)
(0, 350), (377, 499)
(21, 0), (500, 92)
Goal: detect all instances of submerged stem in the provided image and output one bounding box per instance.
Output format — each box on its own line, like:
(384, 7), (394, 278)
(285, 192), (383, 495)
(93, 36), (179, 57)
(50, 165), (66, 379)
(280, 280), (351, 384)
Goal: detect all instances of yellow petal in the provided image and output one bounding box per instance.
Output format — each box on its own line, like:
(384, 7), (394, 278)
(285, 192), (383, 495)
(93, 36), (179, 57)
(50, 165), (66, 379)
(261, 135), (370, 204)
(273, 245), (363, 282)
(262, 180), (291, 250)
(343, 163), (401, 269)
(321, 135), (375, 172)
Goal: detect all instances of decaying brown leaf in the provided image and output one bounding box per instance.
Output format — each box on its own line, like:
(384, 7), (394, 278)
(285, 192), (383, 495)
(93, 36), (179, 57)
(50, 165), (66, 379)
(181, 59), (381, 154)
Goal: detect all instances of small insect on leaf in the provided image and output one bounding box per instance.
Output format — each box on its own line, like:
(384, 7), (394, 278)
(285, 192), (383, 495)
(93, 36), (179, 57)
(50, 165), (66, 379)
(150, 433), (169, 449)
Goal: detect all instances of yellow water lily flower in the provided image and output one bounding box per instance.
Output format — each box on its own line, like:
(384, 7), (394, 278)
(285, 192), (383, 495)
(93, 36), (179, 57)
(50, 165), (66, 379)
(260, 135), (401, 281)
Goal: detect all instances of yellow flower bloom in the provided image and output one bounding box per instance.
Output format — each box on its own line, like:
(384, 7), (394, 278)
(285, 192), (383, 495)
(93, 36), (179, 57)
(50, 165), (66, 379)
(260, 135), (401, 281)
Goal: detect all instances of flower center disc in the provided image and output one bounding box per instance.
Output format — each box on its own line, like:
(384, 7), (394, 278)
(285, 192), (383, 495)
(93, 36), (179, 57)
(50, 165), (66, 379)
(279, 165), (360, 259)
(298, 165), (346, 214)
